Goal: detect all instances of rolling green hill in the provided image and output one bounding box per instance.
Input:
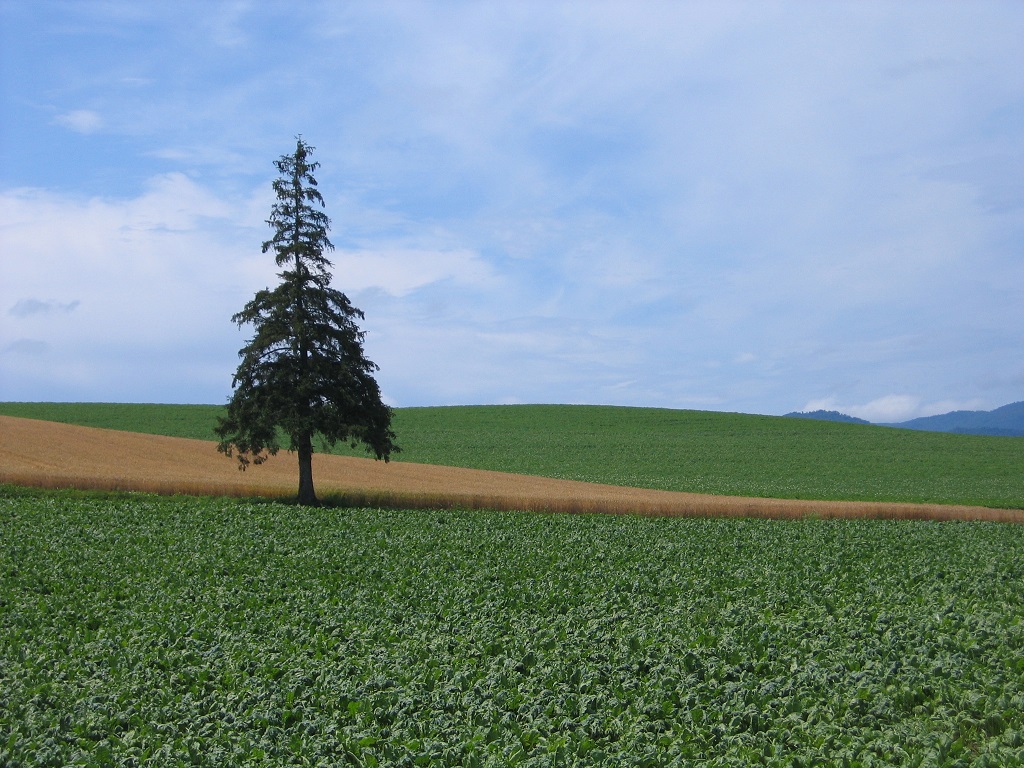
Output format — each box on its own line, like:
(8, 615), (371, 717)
(1, 402), (1021, 508)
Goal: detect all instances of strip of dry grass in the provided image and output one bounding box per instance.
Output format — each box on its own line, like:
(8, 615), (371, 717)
(2, 415), (1021, 522)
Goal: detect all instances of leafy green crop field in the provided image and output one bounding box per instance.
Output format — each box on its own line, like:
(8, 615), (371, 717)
(2, 489), (1023, 766)
(2, 402), (1022, 508)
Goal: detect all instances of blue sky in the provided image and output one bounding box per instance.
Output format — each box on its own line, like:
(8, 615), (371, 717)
(2, 1), (1022, 421)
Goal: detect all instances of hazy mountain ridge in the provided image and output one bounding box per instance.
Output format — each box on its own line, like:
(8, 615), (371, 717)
(783, 410), (872, 425)
(883, 401), (1024, 437)
(787, 401), (1024, 436)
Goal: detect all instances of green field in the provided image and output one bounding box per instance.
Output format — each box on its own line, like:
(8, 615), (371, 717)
(2, 489), (1023, 766)
(2, 402), (1022, 508)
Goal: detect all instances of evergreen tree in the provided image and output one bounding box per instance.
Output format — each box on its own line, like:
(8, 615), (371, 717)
(216, 138), (397, 506)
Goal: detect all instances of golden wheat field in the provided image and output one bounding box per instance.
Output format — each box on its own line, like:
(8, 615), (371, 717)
(1, 414), (1021, 522)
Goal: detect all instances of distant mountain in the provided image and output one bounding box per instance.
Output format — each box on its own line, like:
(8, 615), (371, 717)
(784, 410), (871, 425)
(886, 401), (1024, 437)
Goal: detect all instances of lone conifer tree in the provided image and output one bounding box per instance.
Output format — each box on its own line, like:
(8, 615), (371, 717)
(216, 138), (397, 506)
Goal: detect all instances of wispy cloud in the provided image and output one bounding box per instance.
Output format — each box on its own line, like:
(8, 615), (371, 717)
(53, 109), (103, 134)
(9, 299), (81, 317)
(333, 247), (496, 298)
(3, 339), (49, 356)
(802, 395), (989, 424)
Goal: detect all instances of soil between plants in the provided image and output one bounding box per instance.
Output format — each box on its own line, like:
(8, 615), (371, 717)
(1, 415), (1020, 522)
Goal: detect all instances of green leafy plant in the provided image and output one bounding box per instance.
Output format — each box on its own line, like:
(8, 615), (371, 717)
(2, 491), (1023, 765)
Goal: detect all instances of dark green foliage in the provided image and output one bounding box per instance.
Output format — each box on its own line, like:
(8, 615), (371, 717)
(215, 139), (396, 504)
(784, 409), (871, 425)
(2, 492), (1024, 765)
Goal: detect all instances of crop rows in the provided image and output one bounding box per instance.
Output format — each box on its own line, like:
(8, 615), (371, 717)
(2, 491), (1024, 766)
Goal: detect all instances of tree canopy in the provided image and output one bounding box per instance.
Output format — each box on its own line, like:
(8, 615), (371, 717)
(216, 138), (397, 505)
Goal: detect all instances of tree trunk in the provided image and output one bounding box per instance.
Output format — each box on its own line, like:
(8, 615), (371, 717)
(296, 431), (318, 506)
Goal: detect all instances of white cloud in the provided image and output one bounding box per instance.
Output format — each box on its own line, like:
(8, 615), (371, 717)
(802, 394), (989, 424)
(54, 109), (103, 134)
(0, 176), (266, 401)
(807, 395), (924, 423)
(333, 247), (495, 298)
(0, 176), (501, 403)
